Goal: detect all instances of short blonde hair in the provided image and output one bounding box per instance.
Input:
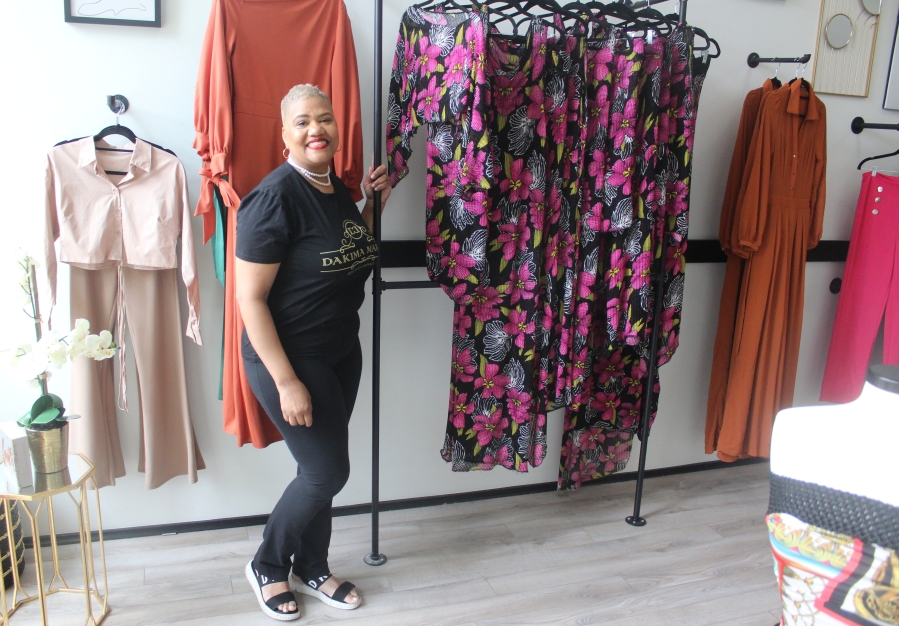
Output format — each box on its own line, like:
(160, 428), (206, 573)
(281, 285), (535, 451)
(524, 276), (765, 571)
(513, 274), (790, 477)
(281, 84), (331, 120)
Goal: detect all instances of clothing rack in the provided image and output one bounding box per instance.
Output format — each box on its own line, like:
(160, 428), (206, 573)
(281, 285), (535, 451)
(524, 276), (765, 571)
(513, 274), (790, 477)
(365, 0), (690, 567)
(747, 53), (811, 68)
(851, 116), (899, 134)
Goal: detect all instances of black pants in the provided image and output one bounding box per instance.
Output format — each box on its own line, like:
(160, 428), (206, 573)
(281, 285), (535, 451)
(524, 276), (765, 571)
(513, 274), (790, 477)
(244, 330), (362, 583)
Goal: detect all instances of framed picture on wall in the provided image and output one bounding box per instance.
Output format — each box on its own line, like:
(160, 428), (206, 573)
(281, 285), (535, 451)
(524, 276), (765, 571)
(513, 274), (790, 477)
(884, 7), (899, 109)
(64, 0), (161, 28)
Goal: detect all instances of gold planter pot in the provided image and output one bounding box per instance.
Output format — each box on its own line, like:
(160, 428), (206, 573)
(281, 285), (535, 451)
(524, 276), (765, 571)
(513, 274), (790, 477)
(25, 423), (69, 474)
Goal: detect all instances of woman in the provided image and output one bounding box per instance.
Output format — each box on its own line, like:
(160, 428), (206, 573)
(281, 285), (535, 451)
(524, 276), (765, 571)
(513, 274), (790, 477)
(236, 84), (390, 621)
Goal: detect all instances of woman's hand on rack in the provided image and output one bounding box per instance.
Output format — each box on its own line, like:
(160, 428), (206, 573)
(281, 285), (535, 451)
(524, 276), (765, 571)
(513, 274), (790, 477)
(362, 162), (392, 231)
(277, 377), (313, 427)
(364, 162), (392, 209)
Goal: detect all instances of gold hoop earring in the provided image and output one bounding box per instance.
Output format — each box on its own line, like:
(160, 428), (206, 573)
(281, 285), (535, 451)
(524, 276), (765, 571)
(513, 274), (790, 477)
(282, 148), (290, 159)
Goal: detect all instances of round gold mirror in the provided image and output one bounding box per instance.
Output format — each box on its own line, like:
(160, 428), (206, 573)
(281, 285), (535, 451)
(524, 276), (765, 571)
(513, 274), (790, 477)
(862, 0), (882, 16)
(826, 13), (853, 49)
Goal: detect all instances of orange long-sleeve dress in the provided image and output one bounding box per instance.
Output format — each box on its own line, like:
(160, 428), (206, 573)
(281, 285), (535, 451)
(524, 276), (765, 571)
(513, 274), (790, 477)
(705, 79), (778, 454)
(194, 0), (364, 447)
(706, 80), (826, 461)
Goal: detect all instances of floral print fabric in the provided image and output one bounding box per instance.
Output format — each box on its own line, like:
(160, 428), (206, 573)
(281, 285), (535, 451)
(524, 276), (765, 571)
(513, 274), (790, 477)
(559, 27), (707, 489)
(441, 20), (587, 472)
(387, 10), (708, 487)
(387, 6), (492, 300)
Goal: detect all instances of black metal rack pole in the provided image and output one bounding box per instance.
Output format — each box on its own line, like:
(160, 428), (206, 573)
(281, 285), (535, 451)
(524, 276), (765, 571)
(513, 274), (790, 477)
(851, 116), (899, 134)
(625, 235), (668, 527)
(747, 52), (811, 68)
(624, 0), (687, 527)
(365, 0), (387, 568)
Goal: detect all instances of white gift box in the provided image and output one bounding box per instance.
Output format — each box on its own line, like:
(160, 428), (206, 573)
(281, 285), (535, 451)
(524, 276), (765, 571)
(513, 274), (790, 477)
(0, 421), (33, 491)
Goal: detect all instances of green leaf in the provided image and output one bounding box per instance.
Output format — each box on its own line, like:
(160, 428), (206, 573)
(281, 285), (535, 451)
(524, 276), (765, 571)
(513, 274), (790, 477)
(475, 320), (484, 336)
(473, 443), (482, 457)
(33, 407), (62, 425)
(31, 395), (53, 420)
(47, 393), (64, 409)
(511, 421), (518, 435)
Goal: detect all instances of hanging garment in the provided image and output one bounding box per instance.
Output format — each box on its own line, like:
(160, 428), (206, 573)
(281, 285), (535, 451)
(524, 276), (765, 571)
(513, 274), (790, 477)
(387, 6), (492, 300)
(442, 21), (586, 472)
(558, 27), (707, 489)
(69, 267), (205, 488)
(706, 78), (779, 452)
(193, 0), (364, 448)
(389, 10), (588, 471)
(820, 173), (899, 403)
(706, 80), (827, 461)
(42, 137), (204, 488)
(387, 13), (710, 484)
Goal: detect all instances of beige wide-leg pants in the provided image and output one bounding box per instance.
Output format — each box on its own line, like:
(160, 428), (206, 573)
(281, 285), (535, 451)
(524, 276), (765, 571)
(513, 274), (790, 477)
(68, 266), (205, 489)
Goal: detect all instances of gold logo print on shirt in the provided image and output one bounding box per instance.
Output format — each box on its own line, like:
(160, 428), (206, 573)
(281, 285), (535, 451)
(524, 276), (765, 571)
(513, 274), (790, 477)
(320, 220), (378, 273)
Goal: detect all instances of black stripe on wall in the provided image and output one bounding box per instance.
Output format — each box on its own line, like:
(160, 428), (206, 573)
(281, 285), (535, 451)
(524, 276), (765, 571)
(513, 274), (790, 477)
(382, 239), (849, 268)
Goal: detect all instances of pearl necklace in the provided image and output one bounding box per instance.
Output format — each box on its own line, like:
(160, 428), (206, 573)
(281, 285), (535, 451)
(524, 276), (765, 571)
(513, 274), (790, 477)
(287, 156), (331, 187)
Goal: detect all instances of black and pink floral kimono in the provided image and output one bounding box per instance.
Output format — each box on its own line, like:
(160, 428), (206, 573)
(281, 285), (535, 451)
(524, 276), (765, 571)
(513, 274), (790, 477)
(387, 7), (708, 488)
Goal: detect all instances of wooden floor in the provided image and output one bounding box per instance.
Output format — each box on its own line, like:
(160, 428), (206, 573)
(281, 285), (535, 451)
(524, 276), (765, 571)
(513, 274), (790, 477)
(15, 463), (781, 625)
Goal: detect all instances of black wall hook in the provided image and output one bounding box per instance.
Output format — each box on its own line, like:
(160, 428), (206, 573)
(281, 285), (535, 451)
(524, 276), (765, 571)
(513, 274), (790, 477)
(851, 116), (899, 134)
(106, 95), (129, 116)
(747, 53), (811, 68)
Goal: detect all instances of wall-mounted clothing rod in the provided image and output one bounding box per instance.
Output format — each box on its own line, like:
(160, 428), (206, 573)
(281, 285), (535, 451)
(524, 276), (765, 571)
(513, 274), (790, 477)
(747, 52), (811, 68)
(852, 116), (899, 134)
(381, 280), (442, 291)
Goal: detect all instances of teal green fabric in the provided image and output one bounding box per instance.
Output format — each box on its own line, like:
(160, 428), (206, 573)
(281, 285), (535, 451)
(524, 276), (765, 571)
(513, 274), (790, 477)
(212, 183), (228, 400)
(211, 186), (226, 288)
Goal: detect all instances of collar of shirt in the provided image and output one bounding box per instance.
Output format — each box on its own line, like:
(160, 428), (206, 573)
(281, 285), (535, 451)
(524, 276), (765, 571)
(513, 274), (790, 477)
(786, 79), (819, 121)
(77, 137), (153, 173)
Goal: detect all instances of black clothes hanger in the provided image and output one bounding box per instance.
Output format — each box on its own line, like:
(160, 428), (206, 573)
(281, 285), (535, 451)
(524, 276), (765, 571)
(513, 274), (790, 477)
(54, 135), (176, 157)
(94, 124), (137, 150)
(858, 146), (899, 171)
(562, 1), (674, 38)
(54, 132), (176, 176)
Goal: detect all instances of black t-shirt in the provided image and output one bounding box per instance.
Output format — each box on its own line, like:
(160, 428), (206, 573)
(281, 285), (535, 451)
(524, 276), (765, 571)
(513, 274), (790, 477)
(236, 163), (377, 359)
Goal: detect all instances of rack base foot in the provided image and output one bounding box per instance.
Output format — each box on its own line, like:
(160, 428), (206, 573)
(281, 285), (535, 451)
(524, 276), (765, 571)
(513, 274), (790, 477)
(364, 553), (387, 566)
(625, 515), (647, 527)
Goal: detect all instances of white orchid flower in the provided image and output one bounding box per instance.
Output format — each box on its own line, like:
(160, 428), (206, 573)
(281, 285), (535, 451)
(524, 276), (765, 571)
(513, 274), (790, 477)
(68, 318), (90, 342)
(98, 330), (113, 349)
(92, 347), (116, 360)
(83, 334), (101, 354)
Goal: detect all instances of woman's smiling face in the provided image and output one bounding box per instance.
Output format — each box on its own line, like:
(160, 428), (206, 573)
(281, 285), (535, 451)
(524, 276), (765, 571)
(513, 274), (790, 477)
(282, 96), (339, 174)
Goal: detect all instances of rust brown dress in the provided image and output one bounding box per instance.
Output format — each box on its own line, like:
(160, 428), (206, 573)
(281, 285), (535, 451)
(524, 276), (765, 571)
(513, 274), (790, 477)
(706, 80), (826, 461)
(705, 79), (778, 455)
(193, 0), (364, 447)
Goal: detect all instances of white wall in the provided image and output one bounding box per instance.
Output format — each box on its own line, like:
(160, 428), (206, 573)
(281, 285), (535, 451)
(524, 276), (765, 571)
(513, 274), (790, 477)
(1, 0), (897, 534)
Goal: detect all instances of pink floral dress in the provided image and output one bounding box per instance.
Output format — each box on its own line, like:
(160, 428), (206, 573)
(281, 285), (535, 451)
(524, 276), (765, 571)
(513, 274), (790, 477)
(387, 10), (708, 487)
(558, 26), (708, 489)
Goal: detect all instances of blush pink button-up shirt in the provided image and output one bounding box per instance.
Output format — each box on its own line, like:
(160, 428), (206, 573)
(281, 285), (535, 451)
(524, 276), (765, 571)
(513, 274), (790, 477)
(43, 137), (201, 344)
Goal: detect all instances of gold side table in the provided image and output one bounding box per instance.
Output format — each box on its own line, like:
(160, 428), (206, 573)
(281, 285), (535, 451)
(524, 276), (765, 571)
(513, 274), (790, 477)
(0, 454), (109, 625)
